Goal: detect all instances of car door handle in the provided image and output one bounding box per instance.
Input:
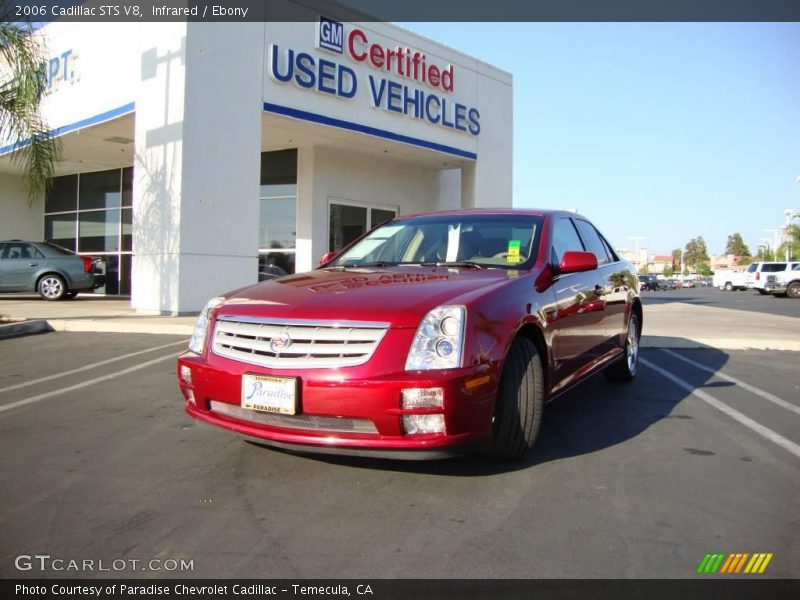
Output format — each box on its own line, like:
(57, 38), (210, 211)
(28, 262), (39, 267)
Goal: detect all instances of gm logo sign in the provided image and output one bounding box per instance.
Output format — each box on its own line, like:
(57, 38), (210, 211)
(318, 16), (343, 54)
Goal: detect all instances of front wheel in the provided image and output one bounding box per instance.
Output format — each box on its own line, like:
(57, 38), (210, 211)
(605, 312), (640, 382)
(486, 337), (544, 461)
(38, 274), (67, 301)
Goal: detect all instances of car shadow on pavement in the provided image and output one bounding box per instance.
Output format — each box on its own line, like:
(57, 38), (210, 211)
(296, 341), (731, 476)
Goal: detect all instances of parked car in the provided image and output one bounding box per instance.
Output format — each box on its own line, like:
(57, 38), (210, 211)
(764, 264), (800, 298)
(744, 261), (800, 294)
(0, 240), (103, 300)
(638, 274), (661, 291)
(177, 209), (641, 461)
(662, 279), (677, 290)
(713, 268), (747, 291)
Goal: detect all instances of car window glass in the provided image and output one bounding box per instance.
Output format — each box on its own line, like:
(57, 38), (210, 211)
(764, 263), (786, 272)
(551, 218), (585, 264)
(2, 243), (32, 260)
(31, 247), (45, 259)
(573, 219), (610, 265)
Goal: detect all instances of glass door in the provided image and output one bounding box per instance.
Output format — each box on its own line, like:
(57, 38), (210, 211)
(328, 200), (398, 252)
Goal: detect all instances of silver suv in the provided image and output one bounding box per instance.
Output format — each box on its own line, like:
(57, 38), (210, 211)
(0, 241), (103, 300)
(744, 261), (800, 294)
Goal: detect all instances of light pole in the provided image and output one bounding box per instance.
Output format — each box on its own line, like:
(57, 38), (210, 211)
(761, 238), (772, 260)
(764, 229), (780, 260)
(784, 209), (799, 261)
(626, 236), (646, 273)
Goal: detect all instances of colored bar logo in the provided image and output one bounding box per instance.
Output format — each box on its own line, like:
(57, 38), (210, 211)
(697, 553), (773, 574)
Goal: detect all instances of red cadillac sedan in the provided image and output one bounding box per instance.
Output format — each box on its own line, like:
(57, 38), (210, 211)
(177, 209), (641, 461)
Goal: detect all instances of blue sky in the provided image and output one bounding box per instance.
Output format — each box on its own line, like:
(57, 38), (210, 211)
(398, 22), (800, 257)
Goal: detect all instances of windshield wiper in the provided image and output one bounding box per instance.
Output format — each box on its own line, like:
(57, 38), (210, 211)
(341, 261), (398, 268)
(417, 261), (485, 269)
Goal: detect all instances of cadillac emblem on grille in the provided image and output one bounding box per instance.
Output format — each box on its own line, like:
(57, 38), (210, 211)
(270, 332), (292, 353)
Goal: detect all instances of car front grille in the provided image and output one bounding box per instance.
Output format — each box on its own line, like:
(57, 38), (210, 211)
(209, 401), (378, 434)
(211, 316), (389, 369)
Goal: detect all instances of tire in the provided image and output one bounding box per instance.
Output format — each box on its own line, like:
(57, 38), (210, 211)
(757, 289), (767, 295)
(724, 282), (733, 291)
(787, 282), (800, 299)
(486, 337), (544, 461)
(605, 312), (640, 382)
(38, 274), (67, 301)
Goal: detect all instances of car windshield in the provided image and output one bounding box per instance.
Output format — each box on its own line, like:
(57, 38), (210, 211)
(328, 213), (543, 270)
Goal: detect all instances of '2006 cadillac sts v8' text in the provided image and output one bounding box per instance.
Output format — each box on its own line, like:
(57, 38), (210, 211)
(177, 209), (641, 461)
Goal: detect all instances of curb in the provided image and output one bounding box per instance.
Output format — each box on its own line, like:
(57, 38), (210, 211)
(45, 319), (194, 336)
(0, 319), (55, 340)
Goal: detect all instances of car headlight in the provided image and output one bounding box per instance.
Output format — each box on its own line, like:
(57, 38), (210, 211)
(405, 305), (466, 371)
(188, 296), (225, 354)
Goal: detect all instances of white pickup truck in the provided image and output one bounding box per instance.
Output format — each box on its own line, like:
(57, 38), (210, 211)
(713, 269), (747, 291)
(764, 264), (800, 298)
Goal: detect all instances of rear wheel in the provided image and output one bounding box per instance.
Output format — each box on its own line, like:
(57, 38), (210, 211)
(38, 274), (67, 301)
(605, 312), (640, 382)
(787, 282), (800, 299)
(724, 282), (733, 291)
(486, 337), (543, 461)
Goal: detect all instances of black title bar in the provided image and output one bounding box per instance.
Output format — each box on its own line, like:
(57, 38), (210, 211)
(3, 0), (800, 22)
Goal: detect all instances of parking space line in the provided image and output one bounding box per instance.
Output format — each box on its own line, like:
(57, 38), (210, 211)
(0, 339), (187, 395)
(0, 353), (177, 415)
(660, 348), (800, 417)
(640, 357), (800, 459)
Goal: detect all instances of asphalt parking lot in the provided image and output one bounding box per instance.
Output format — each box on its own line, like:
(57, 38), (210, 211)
(1, 331), (798, 579)
(641, 285), (800, 318)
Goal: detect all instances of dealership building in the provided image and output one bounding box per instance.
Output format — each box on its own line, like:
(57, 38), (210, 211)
(0, 6), (512, 314)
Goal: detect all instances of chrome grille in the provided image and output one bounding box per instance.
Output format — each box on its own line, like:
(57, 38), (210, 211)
(212, 316), (389, 369)
(209, 401), (378, 434)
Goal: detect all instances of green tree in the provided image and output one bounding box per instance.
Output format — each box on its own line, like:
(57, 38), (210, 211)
(684, 237), (709, 270)
(698, 263), (712, 277)
(671, 248), (682, 271)
(663, 264), (674, 278)
(0, 17), (60, 204)
(775, 224), (800, 261)
(725, 232), (751, 257)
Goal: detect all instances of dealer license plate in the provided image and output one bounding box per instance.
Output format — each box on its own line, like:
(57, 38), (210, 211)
(241, 374), (297, 415)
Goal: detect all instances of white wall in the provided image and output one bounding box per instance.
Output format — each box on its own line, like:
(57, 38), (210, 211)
(132, 22), (264, 314)
(295, 146), (441, 272)
(0, 174), (41, 241)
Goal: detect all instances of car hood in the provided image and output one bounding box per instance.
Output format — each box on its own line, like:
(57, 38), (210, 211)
(216, 266), (516, 328)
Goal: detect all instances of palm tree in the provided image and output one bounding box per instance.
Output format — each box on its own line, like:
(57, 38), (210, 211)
(0, 17), (60, 205)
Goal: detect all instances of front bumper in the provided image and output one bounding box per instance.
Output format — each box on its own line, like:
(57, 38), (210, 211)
(177, 351), (498, 459)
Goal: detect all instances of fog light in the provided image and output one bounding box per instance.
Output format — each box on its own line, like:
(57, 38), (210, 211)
(180, 365), (193, 384)
(402, 388), (443, 409)
(182, 388), (196, 405)
(403, 414), (445, 434)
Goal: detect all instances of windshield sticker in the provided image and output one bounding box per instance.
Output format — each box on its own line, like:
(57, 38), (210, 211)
(507, 240), (522, 264)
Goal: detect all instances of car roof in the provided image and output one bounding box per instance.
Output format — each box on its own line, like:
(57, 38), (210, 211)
(398, 208), (584, 221)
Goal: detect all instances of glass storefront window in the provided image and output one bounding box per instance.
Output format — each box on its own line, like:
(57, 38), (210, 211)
(45, 175), (78, 213)
(121, 167), (133, 207)
(259, 196), (296, 250)
(79, 168), (121, 210)
(329, 202), (398, 252)
(44, 213), (77, 251)
(122, 209), (133, 251)
(259, 150), (297, 281)
(79, 210), (121, 252)
(44, 167), (132, 295)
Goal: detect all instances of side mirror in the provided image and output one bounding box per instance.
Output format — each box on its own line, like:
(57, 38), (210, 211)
(558, 251), (598, 274)
(319, 251), (337, 266)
